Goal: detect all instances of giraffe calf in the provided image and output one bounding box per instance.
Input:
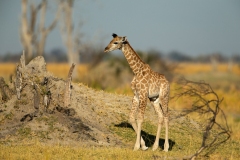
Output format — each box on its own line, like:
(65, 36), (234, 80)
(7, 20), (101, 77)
(104, 33), (170, 152)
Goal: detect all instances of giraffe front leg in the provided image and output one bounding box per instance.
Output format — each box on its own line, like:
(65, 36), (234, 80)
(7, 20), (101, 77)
(129, 96), (148, 151)
(134, 118), (142, 151)
(133, 97), (147, 151)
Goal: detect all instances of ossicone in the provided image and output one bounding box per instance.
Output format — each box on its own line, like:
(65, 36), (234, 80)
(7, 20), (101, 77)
(112, 33), (118, 38)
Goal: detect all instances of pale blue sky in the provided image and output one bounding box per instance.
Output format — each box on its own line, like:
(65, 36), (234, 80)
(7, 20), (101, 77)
(0, 0), (240, 56)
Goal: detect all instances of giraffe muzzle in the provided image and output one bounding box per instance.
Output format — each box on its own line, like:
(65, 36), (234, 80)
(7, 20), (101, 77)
(104, 47), (109, 53)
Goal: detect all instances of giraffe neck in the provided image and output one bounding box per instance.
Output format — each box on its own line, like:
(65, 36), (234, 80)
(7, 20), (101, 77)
(121, 42), (145, 75)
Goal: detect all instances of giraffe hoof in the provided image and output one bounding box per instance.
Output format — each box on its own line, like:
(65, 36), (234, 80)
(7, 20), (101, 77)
(152, 145), (158, 151)
(164, 143), (169, 152)
(133, 145), (140, 151)
(141, 146), (148, 151)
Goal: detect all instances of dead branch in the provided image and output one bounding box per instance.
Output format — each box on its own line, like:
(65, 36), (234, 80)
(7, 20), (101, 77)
(36, 0), (60, 56)
(15, 51), (26, 100)
(0, 77), (13, 102)
(172, 77), (231, 159)
(15, 65), (23, 100)
(59, 0), (74, 63)
(20, 50), (26, 69)
(64, 63), (75, 107)
(59, 0), (80, 79)
(41, 77), (51, 111)
(33, 83), (40, 109)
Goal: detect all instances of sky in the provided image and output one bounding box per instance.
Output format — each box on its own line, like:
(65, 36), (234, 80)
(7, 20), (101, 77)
(0, 0), (240, 57)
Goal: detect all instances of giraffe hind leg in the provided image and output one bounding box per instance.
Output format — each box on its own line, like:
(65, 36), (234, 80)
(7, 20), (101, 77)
(160, 94), (169, 152)
(151, 93), (169, 152)
(163, 116), (169, 152)
(151, 98), (164, 151)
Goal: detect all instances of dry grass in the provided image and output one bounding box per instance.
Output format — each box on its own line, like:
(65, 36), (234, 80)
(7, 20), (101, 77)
(46, 63), (88, 79)
(0, 142), (194, 160)
(174, 62), (240, 75)
(0, 63), (88, 80)
(0, 127), (239, 159)
(0, 63), (16, 80)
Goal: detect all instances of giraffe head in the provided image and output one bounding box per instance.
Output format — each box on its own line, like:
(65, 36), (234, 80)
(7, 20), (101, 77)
(104, 33), (128, 52)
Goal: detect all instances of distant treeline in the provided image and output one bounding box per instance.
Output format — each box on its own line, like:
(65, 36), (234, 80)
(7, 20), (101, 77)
(0, 48), (239, 63)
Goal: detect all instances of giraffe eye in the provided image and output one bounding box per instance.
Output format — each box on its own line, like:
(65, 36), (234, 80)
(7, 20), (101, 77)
(113, 42), (118, 44)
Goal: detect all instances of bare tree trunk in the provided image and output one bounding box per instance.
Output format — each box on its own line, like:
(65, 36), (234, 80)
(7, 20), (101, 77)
(60, 0), (74, 64)
(20, 0), (59, 61)
(36, 0), (59, 56)
(59, 0), (80, 79)
(20, 0), (33, 63)
(36, 0), (47, 56)
(64, 63), (75, 107)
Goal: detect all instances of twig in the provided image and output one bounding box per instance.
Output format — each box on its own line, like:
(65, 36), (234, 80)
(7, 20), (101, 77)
(16, 65), (22, 100)
(20, 50), (26, 69)
(0, 77), (13, 102)
(33, 83), (40, 109)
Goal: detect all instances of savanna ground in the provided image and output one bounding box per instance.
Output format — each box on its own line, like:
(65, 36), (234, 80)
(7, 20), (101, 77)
(0, 62), (240, 159)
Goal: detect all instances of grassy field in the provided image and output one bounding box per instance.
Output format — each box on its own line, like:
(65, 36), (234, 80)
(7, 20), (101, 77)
(0, 62), (240, 159)
(0, 144), (173, 160)
(0, 135), (239, 160)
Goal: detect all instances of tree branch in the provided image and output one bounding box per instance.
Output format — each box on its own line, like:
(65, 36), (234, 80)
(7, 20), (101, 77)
(172, 77), (231, 159)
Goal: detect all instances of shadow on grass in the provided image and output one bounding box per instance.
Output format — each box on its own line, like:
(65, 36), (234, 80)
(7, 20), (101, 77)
(114, 122), (175, 151)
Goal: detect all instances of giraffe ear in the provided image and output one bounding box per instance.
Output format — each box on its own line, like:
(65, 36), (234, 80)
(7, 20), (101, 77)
(112, 33), (118, 38)
(122, 36), (127, 42)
